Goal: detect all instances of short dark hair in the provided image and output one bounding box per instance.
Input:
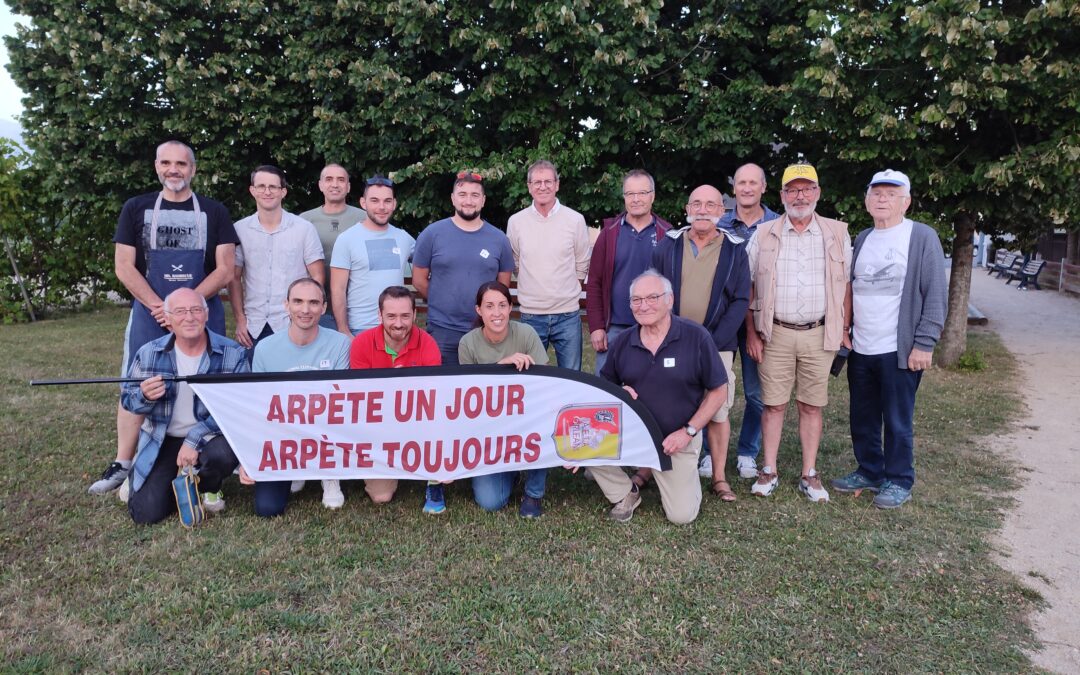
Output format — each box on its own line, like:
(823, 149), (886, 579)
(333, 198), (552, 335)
(363, 174), (395, 197)
(320, 163), (350, 180)
(378, 285), (415, 311)
(453, 170), (485, 195)
(286, 277), (325, 302)
(250, 164), (288, 189)
(473, 281), (513, 328)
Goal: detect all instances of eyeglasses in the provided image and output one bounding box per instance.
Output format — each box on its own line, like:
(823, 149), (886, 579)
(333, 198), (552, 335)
(688, 200), (721, 211)
(629, 292), (669, 307)
(623, 190), (654, 199)
(252, 184), (283, 193)
(868, 191), (905, 200)
(782, 186), (819, 197)
(529, 179), (556, 188)
(365, 175), (394, 187)
(166, 306), (207, 318)
(456, 170), (483, 182)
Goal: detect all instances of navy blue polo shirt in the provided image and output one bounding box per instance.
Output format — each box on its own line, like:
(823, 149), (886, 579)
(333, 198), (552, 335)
(600, 315), (727, 436)
(610, 217), (660, 326)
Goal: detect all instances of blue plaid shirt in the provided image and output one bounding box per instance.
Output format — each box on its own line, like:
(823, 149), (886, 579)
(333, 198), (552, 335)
(121, 329), (249, 492)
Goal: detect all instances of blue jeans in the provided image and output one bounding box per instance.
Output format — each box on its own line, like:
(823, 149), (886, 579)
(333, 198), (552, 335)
(318, 313), (338, 330)
(472, 469), (548, 511)
(593, 324), (631, 375)
(847, 351), (922, 490)
(428, 324), (468, 366)
(253, 480), (291, 518)
(735, 333), (764, 459)
(520, 311), (582, 370)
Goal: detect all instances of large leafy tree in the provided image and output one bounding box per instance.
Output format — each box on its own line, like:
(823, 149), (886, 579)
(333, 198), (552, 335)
(5, 0), (1075, 338)
(791, 0), (1080, 364)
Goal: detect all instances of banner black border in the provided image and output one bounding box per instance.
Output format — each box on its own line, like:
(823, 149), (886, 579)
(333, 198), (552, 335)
(186, 364), (671, 471)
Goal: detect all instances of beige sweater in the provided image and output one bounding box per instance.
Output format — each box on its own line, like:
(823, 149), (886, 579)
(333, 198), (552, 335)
(507, 201), (591, 314)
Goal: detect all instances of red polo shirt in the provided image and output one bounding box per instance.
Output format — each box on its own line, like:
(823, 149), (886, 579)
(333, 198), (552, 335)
(350, 326), (442, 369)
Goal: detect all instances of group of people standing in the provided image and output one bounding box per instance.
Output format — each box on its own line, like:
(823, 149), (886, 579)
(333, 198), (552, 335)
(89, 138), (947, 526)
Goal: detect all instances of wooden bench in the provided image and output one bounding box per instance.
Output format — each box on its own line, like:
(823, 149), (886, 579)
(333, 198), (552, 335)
(986, 249), (1009, 275)
(1005, 259), (1046, 290)
(991, 252), (1022, 279)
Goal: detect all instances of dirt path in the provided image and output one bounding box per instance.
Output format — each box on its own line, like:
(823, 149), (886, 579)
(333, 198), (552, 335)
(968, 270), (1080, 673)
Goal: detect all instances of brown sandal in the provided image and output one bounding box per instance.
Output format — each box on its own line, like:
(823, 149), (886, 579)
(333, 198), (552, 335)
(711, 480), (737, 502)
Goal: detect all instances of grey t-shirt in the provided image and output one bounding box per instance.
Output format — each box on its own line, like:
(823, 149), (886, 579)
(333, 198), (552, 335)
(412, 218), (515, 332)
(299, 204), (367, 314)
(458, 322), (549, 365)
(299, 204), (367, 263)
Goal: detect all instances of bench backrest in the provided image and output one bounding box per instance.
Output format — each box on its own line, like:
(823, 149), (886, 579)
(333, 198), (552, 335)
(1022, 259), (1045, 275)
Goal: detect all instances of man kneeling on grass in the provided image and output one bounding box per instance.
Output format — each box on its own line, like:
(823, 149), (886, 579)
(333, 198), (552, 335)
(121, 287), (249, 524)
(581, 269), (728, 524)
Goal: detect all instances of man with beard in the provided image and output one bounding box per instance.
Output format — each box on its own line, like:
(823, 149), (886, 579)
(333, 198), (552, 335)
(350, 285), (443, 511)
(300, 163), (367, 329)
(246, 278), (351, 512)
(411, 171), (514, 365)
(329, 175), (415, 336)
(745, 164), (851, 503)
(91, 140), (238, 496)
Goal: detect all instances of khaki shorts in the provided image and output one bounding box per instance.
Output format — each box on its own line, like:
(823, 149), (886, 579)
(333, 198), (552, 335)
(710, 350), (737, 423)
(759, 324), (834, 407)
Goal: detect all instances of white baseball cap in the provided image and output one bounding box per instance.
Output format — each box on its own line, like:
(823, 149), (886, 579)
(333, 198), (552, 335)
(868, 169), (910, 190)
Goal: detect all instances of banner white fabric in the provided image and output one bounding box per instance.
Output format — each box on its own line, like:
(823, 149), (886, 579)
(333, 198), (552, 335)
(190, 367), (665, 482)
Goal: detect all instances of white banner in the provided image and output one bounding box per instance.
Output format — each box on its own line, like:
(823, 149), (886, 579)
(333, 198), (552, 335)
(189, 366), (666, 482)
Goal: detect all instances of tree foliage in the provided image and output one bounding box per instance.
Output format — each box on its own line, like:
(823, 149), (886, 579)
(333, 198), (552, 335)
(3, 0), (1078, 337)
(790, 0), (1080, 363)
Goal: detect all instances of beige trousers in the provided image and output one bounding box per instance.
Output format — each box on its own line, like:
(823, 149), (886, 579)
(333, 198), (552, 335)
(591, 434), (703, 524)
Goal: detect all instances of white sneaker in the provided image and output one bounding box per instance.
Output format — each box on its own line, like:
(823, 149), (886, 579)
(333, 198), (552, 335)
(799, 468), (830, 503)
(736, 455), (758, 479)
(751, 466), (778, 497)
(697, 455), (713, 477)
(116, 477), (130, 504)
(290, 480), (306, 494)
(321, 480), (345, 509)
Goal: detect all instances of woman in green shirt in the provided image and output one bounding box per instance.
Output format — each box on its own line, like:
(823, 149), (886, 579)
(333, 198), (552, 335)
(459, 281), (549, 517)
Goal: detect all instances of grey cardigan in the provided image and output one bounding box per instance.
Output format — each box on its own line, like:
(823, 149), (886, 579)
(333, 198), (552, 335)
(852, 220), (948, 368)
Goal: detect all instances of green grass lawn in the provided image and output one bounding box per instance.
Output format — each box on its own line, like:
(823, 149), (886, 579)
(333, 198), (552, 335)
(0, 307), (1037, 671)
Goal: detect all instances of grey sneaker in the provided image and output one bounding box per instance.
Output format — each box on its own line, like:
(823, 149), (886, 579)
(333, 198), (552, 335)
(88, 461), (129, 494)
(830, 470), (884, 494)
(608, 486), (642, 522)
(736, 455), (758, 479)
(873, 482), (912, 509)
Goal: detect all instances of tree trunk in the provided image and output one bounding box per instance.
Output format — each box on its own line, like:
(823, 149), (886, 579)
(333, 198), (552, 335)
(937, 212), (976, 367)
(1067, 229), (1079, 265)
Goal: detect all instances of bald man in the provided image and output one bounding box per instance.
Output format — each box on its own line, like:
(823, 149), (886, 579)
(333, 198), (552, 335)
(647, 184), (750, 502)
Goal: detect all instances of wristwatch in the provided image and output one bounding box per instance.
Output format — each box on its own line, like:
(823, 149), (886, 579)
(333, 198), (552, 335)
(684, 424), (699, 437)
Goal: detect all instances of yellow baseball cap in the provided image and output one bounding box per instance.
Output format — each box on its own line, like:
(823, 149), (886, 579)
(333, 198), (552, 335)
(781, 164), (818, 186)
